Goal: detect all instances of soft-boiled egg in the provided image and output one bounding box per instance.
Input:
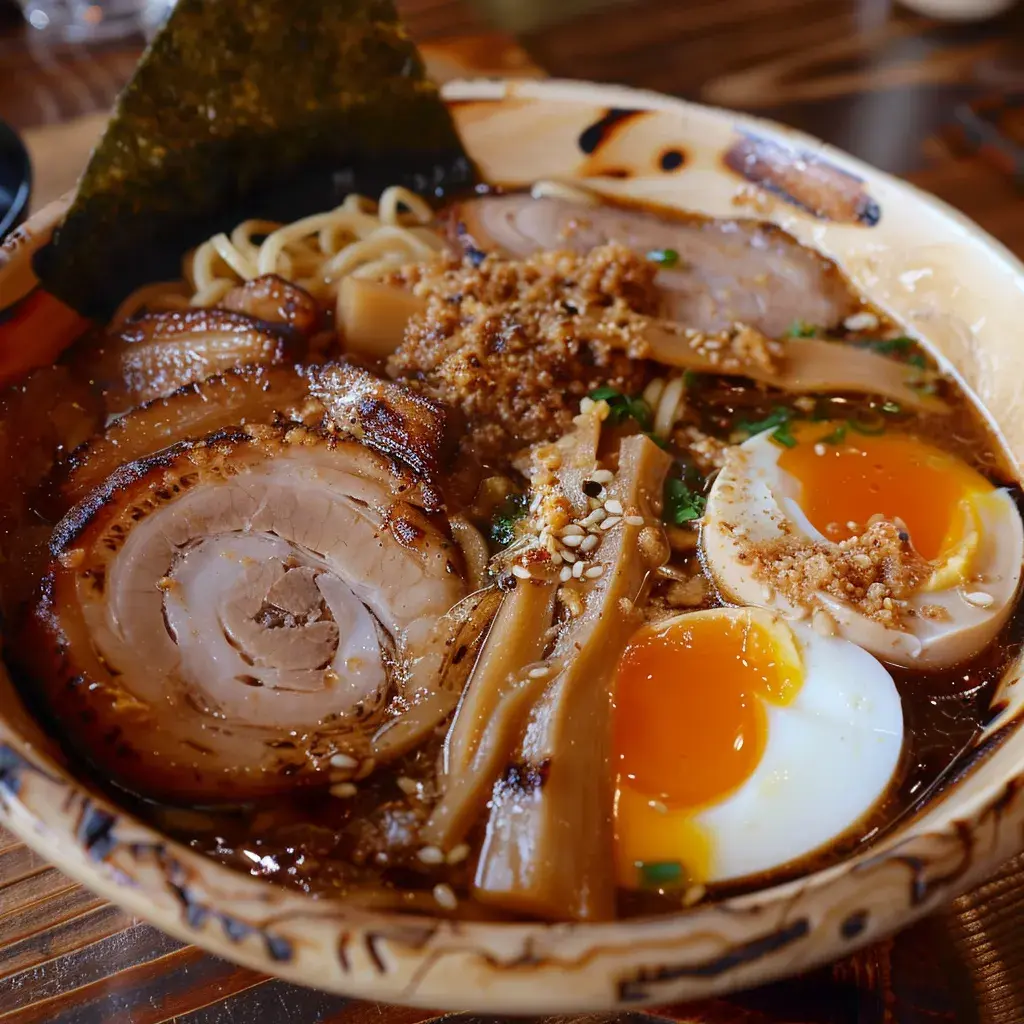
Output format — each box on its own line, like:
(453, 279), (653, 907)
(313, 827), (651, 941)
(702, 422), (1024, 669)
(613, 607), (903, 888)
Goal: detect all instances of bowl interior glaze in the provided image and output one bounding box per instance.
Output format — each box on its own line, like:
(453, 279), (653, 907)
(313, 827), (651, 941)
(1, 78), (1023, 1013)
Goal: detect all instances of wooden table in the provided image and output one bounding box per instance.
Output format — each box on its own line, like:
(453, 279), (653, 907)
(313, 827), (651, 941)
(1, 0), (1023, 1020)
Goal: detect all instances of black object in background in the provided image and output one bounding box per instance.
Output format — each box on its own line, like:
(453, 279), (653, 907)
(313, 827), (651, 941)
(0, 0), (21, 27)
(0, 120), (32, 241)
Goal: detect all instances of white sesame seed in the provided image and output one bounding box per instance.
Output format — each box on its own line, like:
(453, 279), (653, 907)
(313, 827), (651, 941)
(446, 843), (471, 866)
(561, 550), (577, 564)
(579, 534), (599, 553)
(511, 564), (531, 579)
(580, 397), (596, 415)
(418, 845), (445, 865)
(529, 493), (542, 513)
(561, 534), (584, 548)
(396, 776), (418, 795)
(581, 508), (607, 527)
(527, 665), (550, 679)
(433, 883), (458, 910)
(814, 443), (826, 457)
(604, 498), (624, 515)
(585, 565), (605, 579)
(591, 469), (615, 484)
(572, 560), (585, 579)
(965, 591), (995, 608)
(625, 515), (644, 526)
(600, 516), (623, 531)
(846, 521), (859, 531)
(648, 799), (668, 814)
(330, 782), (358, 798)
(329, 753), (358, 770)
(844, 311), (879, 332)
(559, 565), (573, 583)
(560, 524), (585, 537)
(683, 884), (707, 907)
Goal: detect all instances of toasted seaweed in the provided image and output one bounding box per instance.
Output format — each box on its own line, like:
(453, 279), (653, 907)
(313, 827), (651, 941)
(36, 0), (475, 320)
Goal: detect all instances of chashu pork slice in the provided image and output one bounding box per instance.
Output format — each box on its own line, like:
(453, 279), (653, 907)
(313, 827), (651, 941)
(26, 424), (481, 804)
(448, 194), (857, 337)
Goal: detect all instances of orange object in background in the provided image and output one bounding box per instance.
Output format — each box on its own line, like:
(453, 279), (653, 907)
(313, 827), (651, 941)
(0, 288), (89, 384)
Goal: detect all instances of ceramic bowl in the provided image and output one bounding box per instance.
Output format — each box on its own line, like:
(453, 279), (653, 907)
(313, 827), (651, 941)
(1, 78), (1024, 1013)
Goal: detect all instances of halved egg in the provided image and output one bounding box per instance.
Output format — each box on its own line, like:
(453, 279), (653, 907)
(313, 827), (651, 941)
(613, 607), (903, 889)
(702, 423), (1024, 669)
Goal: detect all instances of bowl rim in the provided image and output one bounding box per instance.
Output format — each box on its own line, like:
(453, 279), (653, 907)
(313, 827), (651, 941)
(1, 75), (1023, 1011)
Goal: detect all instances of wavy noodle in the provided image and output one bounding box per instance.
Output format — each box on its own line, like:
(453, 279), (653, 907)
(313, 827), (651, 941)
(114, 186), (446, 324)
(110, 281), (192, 329)
(644, 374), (688, 438)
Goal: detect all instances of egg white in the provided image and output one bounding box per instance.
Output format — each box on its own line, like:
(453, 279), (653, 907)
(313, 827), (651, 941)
(695, 618), (903, 880)
(701, 429), (1024, 669)
(615, 610), (904, 884)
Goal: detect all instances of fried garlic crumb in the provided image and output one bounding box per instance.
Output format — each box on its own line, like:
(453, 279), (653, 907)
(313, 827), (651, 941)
(739, 519), (931, 627)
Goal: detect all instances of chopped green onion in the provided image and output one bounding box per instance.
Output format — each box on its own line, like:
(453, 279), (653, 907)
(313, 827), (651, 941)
(770, 422), (798, 448)
(638, 860), (684, 888)
(847, 413), (886, 436)
(737, 406), (791, 436)
(489, 492), (528, 547)
(588, 386), (654, 431)
(881, 401), (902, 415)
(907, 353), (928, 370)
(819, 423), (847, 445)
(647, 248), (680, 268)
(788, 320), (818, 338)
(866, 336), (914, 355)
(664, 477), (706, 524)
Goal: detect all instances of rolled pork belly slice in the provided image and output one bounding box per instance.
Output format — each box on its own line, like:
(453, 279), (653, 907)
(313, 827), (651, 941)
(26, 424), (483, 804)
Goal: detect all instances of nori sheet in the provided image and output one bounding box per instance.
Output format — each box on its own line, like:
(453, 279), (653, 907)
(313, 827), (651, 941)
(36, 0), (476, 319)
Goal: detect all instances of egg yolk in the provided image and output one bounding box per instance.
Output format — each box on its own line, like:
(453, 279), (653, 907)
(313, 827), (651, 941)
(613, 609), (802, 887)
(777, 423), (992, 562)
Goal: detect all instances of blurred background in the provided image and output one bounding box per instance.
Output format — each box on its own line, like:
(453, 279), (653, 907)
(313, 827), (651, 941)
(0, 0), (1021, 189)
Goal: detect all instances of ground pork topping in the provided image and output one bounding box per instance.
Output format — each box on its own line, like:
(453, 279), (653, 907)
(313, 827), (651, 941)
(737, 518), (932, 628)
(385, 245), (655, 454)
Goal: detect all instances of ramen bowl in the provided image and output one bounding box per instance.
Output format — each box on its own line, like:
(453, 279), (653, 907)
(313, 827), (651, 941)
(1, 78), (1023, 1012)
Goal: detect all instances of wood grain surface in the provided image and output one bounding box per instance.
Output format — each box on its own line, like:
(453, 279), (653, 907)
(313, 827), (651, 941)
(0, 0), (1023, 1020)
